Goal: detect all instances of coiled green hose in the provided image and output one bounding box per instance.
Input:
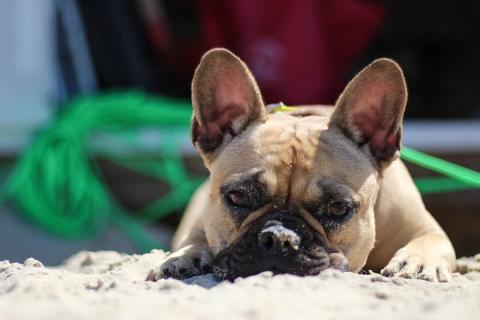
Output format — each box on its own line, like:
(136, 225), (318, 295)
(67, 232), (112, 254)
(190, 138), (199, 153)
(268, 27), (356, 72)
(0, 91), (199, 251)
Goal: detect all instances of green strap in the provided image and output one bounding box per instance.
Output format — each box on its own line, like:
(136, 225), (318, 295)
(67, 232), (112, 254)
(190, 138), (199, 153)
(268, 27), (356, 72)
(413, 177), (476, 195)
(401, 147), (480, 193)
(271, 105), (297, 113)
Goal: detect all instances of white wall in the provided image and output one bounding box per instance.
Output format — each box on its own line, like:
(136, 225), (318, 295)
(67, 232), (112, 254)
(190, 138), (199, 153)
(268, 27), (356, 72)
(0, 0), (55, 153)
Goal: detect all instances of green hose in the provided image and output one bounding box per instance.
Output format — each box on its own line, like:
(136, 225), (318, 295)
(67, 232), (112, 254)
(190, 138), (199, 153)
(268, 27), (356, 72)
(0, 93), (478, 252)
(401, 147), (480, 193)
(0, 91), (197, 251)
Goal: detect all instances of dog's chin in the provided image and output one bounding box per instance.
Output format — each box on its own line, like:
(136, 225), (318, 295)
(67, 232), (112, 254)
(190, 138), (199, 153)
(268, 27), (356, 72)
(212, 238), (349, 281)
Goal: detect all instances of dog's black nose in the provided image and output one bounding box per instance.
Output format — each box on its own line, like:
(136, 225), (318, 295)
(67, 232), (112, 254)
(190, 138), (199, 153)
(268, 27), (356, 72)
(258, 223), (301, 252)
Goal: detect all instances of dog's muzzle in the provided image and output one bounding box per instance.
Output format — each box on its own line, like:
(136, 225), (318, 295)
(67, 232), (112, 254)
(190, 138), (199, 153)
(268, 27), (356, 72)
(212, 212), (349, 280)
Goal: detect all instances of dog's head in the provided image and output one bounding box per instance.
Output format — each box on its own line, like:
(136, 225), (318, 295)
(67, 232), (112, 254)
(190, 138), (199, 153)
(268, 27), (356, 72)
(191, 48), (407, 280)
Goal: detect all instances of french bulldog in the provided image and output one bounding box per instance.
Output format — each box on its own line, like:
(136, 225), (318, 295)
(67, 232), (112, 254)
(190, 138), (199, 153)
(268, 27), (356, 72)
(148, 48), (456, 282)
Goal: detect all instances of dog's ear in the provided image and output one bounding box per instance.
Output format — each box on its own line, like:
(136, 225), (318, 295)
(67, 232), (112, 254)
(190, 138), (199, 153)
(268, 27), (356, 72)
(330, 58), (407, 165)
(191, 48), (265, 157)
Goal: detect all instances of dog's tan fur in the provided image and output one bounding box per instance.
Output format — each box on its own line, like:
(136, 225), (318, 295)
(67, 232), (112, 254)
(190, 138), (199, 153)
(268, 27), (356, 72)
(152, 48), (455, 282)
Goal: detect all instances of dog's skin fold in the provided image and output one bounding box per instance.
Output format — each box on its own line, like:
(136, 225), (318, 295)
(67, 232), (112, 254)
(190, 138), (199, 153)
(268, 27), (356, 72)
(148, 48), (455, 282)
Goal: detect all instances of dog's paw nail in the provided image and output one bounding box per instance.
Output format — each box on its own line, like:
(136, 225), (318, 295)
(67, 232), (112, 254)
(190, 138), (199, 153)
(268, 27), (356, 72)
(417, 273), (436, 282)
(416, 265), (437, 282)
(380, 270), (393, 277)
(436, 267), (452, 282)
(380, 264), (400, 277)
(395, 272), (415, 279)
(146, 270), (157, 281)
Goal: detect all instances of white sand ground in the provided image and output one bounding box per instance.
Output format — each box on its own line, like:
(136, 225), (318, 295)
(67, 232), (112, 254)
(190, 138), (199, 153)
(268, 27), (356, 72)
(1, 250), (479, 320)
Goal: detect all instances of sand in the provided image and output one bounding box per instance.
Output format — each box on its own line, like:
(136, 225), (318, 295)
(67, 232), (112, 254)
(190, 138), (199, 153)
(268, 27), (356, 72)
(1, 250), (479, 320)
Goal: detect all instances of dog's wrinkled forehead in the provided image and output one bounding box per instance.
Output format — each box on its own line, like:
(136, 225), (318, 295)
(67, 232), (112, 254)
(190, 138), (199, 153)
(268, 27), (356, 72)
(209, 110), (377, 199)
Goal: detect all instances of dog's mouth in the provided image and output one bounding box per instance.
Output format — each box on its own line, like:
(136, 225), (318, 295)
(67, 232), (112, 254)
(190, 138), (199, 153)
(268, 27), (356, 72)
(212, 213), (349, 281)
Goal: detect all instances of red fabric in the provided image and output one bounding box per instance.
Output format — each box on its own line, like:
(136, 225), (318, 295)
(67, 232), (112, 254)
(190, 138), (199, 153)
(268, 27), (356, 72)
(147, 0), (384, 105)
(199, 0), (384, 105)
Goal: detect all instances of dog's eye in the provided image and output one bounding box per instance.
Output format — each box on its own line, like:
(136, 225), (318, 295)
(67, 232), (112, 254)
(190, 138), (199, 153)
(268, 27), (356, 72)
(226, 190), (251, 208)
(327, 202), (350, 217)
(221, 176), (269, 223)
(326, 201), (356, 218)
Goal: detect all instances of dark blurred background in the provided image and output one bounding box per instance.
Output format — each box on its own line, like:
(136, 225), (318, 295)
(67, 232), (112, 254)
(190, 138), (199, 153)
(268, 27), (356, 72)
(0, 0), (479, 265)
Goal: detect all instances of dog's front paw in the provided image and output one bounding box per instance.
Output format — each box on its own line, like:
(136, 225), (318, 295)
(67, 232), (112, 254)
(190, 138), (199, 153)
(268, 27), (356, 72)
(380, 249), (451, 282)
(147, 245), (213, 281)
